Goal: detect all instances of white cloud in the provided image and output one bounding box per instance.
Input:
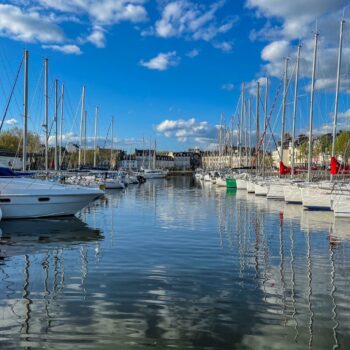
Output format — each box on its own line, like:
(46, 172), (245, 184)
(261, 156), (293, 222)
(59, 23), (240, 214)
(37, 0), (148, 25)
(140, 51), (180, 71)
(0, 4), (64, 43)
(156, 118), (217, 143)
(86, 26), (106, 48)
(338, 109), (350, 120)
(42, 44), (82, 55)
(221, 83), (234, 91)
(213, 41), (233, 52)
(4, 118), (18, 126)
(149, 0), (235, 43)
(246, 0), (350, 90)
(0, 1), (148, 51)
(186, 48), (199, 58)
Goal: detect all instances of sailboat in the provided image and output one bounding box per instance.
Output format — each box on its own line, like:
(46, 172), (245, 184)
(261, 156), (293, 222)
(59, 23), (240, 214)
(0, 52), (104, 219)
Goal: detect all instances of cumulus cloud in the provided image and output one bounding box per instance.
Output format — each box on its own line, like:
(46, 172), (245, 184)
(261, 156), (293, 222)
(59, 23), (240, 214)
(4, 118), (18, 126)
(37, 0), (148, 25)
(0, 1), (148, 51)
(42, 44), (82, 55)
(140, 51), (180, 71)
(86, 26), (106, 48)
(144, 0), (236, 49)
(155, 118), (217, 143)
(0, 4), (64, 43)
(246, 0), (350, 91)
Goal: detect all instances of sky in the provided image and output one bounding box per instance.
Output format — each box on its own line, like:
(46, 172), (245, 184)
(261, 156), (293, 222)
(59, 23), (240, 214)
(0, 0), (350, 151)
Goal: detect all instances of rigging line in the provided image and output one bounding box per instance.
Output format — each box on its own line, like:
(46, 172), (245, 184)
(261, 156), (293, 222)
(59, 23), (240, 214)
(0, 48), (23, 115)
(60, 88), (82, 165)
(253, 74), (284, 164)
(0, 56), (24, 132)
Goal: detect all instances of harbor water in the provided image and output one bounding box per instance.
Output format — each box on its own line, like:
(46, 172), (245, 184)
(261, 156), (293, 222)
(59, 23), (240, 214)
(1, 177), (350, 349)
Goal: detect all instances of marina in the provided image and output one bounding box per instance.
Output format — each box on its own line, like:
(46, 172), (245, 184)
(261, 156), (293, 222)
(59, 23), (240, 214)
(1, 178), (350, 349)
(1, 0), (350, 348)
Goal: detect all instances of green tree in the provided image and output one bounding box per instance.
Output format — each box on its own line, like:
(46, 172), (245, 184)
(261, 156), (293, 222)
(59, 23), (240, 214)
(335, 131), (350, 161)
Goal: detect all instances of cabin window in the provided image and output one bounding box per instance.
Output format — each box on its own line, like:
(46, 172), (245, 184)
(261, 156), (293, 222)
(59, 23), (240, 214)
(38, 197), (50, 202)
(0, 198), (11, 203)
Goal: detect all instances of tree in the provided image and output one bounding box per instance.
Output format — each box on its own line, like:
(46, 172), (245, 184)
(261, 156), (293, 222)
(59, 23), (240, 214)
(335, 131), (350, 162)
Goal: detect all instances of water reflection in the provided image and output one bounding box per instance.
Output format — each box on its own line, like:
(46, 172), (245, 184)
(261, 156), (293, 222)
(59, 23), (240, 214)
(0, 179), (350, 349)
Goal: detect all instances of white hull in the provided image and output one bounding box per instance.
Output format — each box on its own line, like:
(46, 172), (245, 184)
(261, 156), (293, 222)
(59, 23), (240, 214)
(266, 183), (285, 200)
(203, 174), (211, 182)
(216, 178), (227, 187)
(194, 173), (203, 180)
(301, 187), (332, 210)
(255, 183), (268, 196)
(0, 193), (101, 219)
(236, 179), (247, 189)
(284, 184), (302, 204)
(0, 177), (103, 219)
(332, 194), (350, 218)
(246, 181), (256, 193)
(103, 180), (125, 189)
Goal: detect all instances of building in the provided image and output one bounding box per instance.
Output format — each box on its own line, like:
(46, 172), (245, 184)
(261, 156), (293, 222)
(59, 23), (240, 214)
(0, 149), (23, 170)
(170, 152), (191, 170)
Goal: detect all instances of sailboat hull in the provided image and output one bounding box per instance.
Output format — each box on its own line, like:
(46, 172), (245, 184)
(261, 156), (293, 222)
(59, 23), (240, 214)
(301, 187), (332, 210)
(283, 184), (302, 204)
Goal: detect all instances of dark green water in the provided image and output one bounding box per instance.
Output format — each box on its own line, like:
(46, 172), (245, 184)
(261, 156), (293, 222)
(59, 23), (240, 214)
(1, 177), (350, 349)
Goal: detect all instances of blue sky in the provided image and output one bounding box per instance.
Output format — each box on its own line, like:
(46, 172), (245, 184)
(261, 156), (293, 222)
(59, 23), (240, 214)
(0, 0), (350, 151)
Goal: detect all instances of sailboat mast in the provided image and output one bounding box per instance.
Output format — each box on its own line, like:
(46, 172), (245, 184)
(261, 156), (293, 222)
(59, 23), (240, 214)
(291, 45), (301, 178)
(249, 99), (252, 169)
(110, 116), (114, 169)
(307, 32), (319, 182)
(94, 106), (99, 168)
(44, 58), (49, 172)
(153, 139), (156, 169)
(331, 19), (345, 177)
(78, 86), (85, 168)
(262, 77), (268, 178)
(59, 83), (64, 170)
(22, 50), (29, 171)
(84, 111), (87, 165)
(280, 58), (289, 175)
(54, 79), (58, 171)
(255, 81), (260, 175)
(239, 83), (245, 167)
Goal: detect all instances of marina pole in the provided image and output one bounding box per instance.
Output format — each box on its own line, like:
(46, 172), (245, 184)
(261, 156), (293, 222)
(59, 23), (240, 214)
(44, 58), (49, 173)
(94, 106), (99, 168)
(110, 116), (114, 169)
(255, 81), (260, 176)
(59, 83), (64, 170)
(239, 83), (245, 167)
(331, 19), (345, 180)
(249, 99), (252, 169)
(84, 111), (87, 165)
(23, 50), (29, 171)
(280, 58), (289, 177)
(291, 45), (301, 178)
(54, 79), (58, 171)
(262, 77), (268, 178)
(78, 86), (85, 168)
(307, 32), (319, 183)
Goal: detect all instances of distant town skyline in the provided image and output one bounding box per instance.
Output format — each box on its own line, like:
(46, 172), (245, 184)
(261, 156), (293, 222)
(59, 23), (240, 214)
(0, 0), (349, 151)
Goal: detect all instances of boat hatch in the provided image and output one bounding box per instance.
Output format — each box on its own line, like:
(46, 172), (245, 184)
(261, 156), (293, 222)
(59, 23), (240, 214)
(38, 197), (50, 202)
(0, 198), (11, 203)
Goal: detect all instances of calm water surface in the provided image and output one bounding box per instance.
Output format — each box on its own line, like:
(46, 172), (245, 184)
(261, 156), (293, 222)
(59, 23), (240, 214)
(1, 177), (350, 349)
